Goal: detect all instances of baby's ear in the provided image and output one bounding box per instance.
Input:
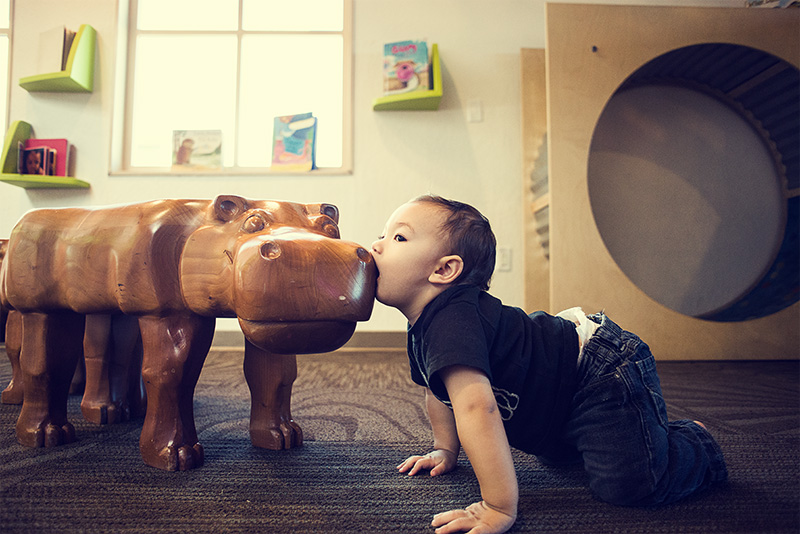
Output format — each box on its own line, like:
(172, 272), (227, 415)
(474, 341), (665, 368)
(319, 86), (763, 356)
(430, 255), (463, 285)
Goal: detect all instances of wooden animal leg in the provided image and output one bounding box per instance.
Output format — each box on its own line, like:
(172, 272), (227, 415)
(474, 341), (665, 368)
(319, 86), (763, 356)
(0, 305), (6, 342)
(243, 340), (303, 450)
(69, 353), (86, 395)
(126, 328), (146, 420)
(81, 314), (143, 424)
(1, 310), (23, 404)
(15, 311), (85, 448)
(138, 313), (214, 471)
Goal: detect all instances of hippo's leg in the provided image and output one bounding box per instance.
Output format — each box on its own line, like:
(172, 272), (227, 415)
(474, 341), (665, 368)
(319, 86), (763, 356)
(69, 353), (85, 395)
(0, 305), (6, 342)
(81, 314), (143, 424)
(138, 313), (214, 471)
(243, 340), (303, 450)
(126, 326), (146, 420)
(1, 310), (23, 404)
(15, 311), (85, 447)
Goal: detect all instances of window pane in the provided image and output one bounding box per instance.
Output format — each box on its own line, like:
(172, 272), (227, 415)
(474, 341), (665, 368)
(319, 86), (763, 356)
(131, 35), (237, 167)
(138, 0), (238, 31)
(0, 36), (7, 128)
(0, 0), (8, 28)
(242, 0), (343, 31)
(238, 35), (343, 168)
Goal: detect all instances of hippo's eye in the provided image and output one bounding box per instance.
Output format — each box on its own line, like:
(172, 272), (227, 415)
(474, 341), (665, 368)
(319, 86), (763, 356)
(321, 220), (340, 239)
(311, 215), (340, 239)
(242, 214), (267, 234)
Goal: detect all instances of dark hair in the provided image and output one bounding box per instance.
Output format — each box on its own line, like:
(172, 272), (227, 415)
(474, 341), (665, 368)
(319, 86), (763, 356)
(414, 195), (497, 291)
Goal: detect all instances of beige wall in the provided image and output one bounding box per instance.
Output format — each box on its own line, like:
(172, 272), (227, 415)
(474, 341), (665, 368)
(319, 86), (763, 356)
(1, 0), (746, 336)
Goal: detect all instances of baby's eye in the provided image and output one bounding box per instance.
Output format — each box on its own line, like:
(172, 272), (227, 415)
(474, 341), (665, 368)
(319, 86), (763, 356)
(394, 234), (407, 242)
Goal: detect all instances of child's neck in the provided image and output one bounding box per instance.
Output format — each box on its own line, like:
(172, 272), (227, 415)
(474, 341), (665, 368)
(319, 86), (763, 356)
(404, 284), (451, 326)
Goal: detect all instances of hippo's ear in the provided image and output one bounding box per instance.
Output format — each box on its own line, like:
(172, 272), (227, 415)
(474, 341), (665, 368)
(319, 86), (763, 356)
(321, 204), (340, 224)
(212, 195), (249, 222)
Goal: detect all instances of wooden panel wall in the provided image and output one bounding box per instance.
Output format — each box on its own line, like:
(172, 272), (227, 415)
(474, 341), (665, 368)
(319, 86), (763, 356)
(544, 4), (799, 360)
(521, 49), (550, 314)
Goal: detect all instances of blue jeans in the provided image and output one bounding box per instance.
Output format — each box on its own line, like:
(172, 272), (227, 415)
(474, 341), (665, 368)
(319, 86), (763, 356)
(543, 313), (728, 506)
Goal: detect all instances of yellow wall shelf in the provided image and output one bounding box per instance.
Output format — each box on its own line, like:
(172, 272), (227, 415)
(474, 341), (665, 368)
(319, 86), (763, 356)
(0, 120), (89, 189)
(373, 44), (442, 111)
(19, 24), (96, 93)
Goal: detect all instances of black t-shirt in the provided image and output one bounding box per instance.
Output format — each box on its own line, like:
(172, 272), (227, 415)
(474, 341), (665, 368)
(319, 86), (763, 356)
(407, 285), (579, 455)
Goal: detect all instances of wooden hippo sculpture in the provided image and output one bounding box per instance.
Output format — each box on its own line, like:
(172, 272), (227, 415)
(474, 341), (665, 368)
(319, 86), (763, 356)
(4, 237), (154, 420)
(2, 309), (146, 422)
(0, 195), (376, 470)
(0, 240), (6, 341)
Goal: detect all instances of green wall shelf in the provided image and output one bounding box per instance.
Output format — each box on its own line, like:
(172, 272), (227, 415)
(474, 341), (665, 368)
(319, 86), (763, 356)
(373, 43), (442, 111)
(0, 120), (89, 189)
(19, 24), (96, 93)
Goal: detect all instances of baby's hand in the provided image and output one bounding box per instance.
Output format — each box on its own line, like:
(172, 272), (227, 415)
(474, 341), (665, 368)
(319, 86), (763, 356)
(397, 449), (457, 477)
(431, 501), (516, 534)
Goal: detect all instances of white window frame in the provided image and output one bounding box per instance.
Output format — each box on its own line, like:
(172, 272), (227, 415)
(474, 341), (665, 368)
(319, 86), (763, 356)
(115, 0), (352, 175)
(0, 0), (11, 132)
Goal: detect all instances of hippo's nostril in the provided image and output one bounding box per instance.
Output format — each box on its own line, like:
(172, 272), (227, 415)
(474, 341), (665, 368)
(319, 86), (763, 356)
(356, 247), (371, 263)
(261, 241), (281, 260)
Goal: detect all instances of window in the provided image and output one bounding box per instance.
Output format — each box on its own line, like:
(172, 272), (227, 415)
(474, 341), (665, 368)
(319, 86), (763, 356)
(121, 0), (351, 172)
(0, 0), (9, 131)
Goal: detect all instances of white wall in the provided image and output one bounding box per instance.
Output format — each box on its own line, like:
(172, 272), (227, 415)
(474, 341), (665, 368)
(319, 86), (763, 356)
(1, 0), (744, 334)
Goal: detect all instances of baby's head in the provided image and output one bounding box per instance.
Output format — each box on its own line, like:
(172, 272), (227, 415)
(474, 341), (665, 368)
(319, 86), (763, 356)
(413, 195), (496, 291)
(25, 151), (41, 173)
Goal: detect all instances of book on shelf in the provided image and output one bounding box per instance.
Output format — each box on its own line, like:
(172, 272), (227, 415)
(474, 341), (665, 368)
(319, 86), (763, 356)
(383, 40), (431, 95)
(24, 138), (71, 176)
(271, 113), (317, 172)
(172, 130), (223, 171)
(17, 144), (57, 176)
(37, 26), (77, 73)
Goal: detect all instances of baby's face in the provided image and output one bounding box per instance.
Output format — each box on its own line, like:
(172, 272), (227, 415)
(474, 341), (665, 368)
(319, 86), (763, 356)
(26, 152), (41, 172)
(371, 201), (449, 316)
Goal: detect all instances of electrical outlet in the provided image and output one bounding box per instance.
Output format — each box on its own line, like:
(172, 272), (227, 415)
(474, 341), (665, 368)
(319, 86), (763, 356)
(467, 99), (483, 123)
(497, 248), (512, 272)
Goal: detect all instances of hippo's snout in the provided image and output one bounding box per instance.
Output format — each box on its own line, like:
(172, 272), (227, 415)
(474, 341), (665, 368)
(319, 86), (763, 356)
(236, 233), (376, 323)
(236, 234), (376, 354)
(259, 240), (373, 269)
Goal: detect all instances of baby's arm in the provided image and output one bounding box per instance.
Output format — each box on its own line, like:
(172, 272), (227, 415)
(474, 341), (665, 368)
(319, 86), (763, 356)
(432, 365), (518, 534)
(397, 389), (460, 476)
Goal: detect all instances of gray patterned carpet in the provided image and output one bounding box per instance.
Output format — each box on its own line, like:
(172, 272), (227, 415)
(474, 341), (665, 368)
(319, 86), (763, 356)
(1, 347), (798, 533)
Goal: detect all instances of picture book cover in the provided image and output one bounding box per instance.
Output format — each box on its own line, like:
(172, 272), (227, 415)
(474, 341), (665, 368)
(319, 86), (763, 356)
(17, 144), (52, 175)
(25, 138), (69, 176)
(383, 40), (430, 95)
(271, 113), (317, 172)
(172, 130), (222, 171)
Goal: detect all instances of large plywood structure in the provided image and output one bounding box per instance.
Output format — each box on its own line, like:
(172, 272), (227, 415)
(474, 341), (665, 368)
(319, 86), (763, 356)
(544, 4), (799, 360)
(521, 48), (550, 315)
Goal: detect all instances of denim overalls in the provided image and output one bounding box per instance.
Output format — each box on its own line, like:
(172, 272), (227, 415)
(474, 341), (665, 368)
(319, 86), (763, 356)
(546, 313), (728, 506)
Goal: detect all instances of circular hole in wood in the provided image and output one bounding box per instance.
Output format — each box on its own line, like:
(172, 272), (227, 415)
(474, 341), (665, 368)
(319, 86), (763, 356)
(588, 44), (798, 321)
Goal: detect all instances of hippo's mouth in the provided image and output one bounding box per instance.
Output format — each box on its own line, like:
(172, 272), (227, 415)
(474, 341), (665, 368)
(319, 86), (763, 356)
(238, 318), (357, 355)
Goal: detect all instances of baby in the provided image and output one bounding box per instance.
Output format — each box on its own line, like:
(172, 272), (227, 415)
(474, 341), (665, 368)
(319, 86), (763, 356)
(371, 195), (727, 534)
(24, 150), (43, 175)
